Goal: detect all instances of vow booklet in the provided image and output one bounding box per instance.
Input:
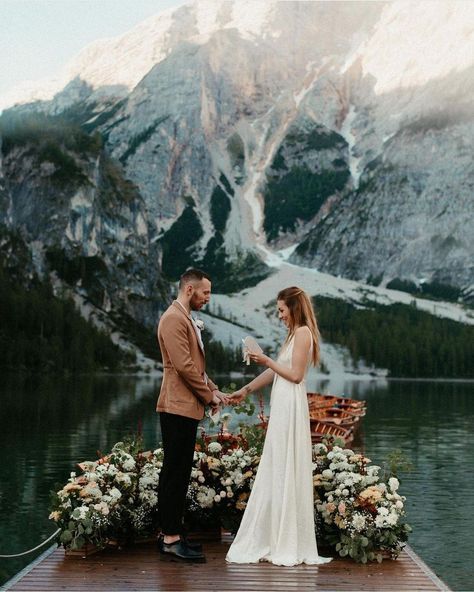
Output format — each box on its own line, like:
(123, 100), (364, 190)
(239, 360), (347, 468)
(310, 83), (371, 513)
(242, 335), (263, 365)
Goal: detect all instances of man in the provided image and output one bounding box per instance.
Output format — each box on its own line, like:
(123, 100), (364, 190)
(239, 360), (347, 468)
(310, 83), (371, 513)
(156, 268), (228, 563)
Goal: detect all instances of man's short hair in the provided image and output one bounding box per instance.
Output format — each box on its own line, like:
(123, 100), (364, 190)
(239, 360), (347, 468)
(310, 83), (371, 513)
(179, 268), (211, 290)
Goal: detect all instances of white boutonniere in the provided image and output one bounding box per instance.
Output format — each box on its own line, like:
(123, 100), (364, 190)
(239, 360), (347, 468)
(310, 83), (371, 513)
(194, 318), (205, 331)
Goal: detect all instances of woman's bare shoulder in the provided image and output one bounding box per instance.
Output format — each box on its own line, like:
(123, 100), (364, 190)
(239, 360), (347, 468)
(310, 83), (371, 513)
(295, 325), (312, 336)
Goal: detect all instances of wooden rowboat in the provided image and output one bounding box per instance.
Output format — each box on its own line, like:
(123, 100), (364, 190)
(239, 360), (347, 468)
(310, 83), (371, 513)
(308, 392), (366, 411)
(307, 394), (339, 410)
(310, 407), (360, 428)
(310, 421), (353, 445)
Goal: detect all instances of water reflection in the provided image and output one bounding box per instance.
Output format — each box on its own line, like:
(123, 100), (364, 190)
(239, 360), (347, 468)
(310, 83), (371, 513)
(0, 374), (473, 590)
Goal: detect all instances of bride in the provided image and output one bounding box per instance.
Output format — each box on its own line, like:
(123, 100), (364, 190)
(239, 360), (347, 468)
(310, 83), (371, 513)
(226, 286), (332, 566)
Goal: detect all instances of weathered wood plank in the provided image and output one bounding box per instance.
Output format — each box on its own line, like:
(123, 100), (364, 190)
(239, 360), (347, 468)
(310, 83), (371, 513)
(4, 539), (449, 592)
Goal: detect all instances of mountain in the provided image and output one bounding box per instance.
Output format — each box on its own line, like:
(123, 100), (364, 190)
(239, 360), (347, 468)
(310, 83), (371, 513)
(0, 0), (473, 366)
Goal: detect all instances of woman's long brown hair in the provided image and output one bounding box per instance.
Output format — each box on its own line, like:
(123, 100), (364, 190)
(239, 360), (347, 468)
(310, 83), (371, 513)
(277, 286), (320, 366)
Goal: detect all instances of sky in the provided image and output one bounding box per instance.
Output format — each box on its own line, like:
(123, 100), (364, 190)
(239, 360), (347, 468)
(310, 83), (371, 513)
(0, 0), (185, 96)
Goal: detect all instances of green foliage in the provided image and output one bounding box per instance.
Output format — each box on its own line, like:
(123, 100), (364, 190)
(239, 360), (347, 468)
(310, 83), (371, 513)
(37, 141), (88, 186)
(210, 185), (231, 233)
(110, 308), (161, 364)
(382, 449), (414, 480)
(227, 133), (245, 167)
(263, 166), (350, 240)
(200, 243), (270, 293)
(0, 110), (103, 188)
(0, 262), (130, 373)
(219, 173), (234, 196)
(271, 147), (288, 171)
(314, 295), (474, 378)
(386, 278), (461, 302)
(159, 205), (204, 280)
(100, 155), (141, 205)
(119, 116), (169, 163)
(285, 127), (347, 151)
(202, 333), (243, 375)
(0, 110), (102, 157)
(46, 249), (108, 306)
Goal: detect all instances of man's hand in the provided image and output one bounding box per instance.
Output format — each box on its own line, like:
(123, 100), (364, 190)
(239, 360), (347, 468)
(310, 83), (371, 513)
(211, 393), (221, 407)
(212, 390), (231, 406)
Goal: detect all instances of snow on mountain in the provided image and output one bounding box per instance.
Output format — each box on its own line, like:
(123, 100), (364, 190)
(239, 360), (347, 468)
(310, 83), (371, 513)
(361, 0), (474, 94)
(1, 0), (473, 375)
(202, 258), (472, 380)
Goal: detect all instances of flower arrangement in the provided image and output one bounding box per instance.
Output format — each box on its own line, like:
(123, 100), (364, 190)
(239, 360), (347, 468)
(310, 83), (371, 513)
(312, 443), (412, 563)
(186, 429), (261, 533)
(49, 440), (163, 551)
(50, 400), (411, 562)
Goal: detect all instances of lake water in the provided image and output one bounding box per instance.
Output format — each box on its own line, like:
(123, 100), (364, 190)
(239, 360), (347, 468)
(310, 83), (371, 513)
(0, 373), (473, 590)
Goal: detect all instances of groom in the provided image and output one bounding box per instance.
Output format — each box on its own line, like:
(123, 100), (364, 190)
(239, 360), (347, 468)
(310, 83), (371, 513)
(156, 268), (228, 563)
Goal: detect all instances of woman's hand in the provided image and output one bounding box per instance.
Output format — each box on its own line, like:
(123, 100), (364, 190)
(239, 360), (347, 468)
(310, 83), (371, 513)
(228, 388), (248, 404)
(249, 351), (271, 366)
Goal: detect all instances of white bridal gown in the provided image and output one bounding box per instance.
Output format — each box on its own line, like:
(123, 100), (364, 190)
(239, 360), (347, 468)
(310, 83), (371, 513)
(226, 332), (332, 566)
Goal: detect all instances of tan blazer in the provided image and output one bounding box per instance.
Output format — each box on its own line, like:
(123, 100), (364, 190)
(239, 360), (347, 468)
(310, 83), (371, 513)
(156, 301), (217, 420)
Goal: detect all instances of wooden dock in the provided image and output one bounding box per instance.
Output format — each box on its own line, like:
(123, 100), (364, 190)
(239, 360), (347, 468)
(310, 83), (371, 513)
(3, 535), (449, 591)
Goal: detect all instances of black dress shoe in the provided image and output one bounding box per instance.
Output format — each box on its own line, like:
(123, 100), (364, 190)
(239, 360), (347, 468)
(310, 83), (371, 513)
(157, 534), (203, 553)
(181, 536), (203, 553)
(159, 538), (206, 563)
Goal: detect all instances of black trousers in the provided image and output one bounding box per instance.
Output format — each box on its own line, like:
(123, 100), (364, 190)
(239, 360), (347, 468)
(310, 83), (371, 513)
(158, 411), (199, 535)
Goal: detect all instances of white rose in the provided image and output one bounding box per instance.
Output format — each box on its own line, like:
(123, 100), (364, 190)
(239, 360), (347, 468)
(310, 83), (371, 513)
(395, 500), (404, 509)
(214, 495), (221, 502)
(322, 469), (333, 479)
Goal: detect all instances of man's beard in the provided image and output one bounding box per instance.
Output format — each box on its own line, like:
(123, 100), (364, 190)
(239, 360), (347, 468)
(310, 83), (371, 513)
(190, 295), (201, 311)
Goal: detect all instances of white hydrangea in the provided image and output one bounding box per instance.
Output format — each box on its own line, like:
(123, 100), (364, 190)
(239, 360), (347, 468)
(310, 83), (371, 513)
(139, 476), (155, 489)
(93, 501), (110, 515)
(386, 512), (398, 526)
(389, 477), (400, 492)
(313, 443), (328, 454)
(208, 442), (222, 453)
(107, 465), (118, 476)
(375, 515), (386, 528)
(352, 514), (366, 531)
(123, 459), (135, 471)
(109, 487), (122, 501)
(116, 473), (132, 486)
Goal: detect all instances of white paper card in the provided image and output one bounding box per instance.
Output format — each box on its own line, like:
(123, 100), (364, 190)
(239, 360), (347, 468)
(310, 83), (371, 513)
(242, 336), (263, 365)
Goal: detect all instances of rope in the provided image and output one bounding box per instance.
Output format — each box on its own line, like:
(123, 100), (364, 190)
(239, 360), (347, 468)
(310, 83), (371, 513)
(0, 529), (61, 558)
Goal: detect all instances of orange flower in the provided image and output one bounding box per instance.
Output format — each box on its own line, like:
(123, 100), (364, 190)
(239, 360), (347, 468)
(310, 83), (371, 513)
(63, 483), (82, 492)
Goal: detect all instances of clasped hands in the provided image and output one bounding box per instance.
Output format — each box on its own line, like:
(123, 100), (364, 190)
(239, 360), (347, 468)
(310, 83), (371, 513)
(209, 349), (270, 410)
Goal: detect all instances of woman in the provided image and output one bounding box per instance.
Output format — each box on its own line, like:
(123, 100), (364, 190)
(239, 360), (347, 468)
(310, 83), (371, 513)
(226, 287), (331, 566)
